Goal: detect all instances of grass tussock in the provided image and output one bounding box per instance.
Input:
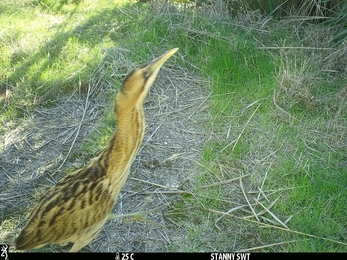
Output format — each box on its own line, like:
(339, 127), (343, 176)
(1, 0), (347, 252)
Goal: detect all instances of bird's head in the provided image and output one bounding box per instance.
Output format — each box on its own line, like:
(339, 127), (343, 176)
(115, 48), (178, 114)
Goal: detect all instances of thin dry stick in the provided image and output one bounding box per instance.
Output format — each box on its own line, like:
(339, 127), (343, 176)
(207, 208), (347, 247)
(185, 157), (221, 177)
(199, 174), (250, 188)
(257, 188), (269, 202)
(186, 91), (212, 121)
(130, 177), (184, 191)
(220, 102), (261, 153)
(240, 175), (260, 222)
(258, 143), (283, 162)
(0, 165), (15, 183)
(248, 186), (306, 194)
(240, 99), (261, 115)
(256, 162), (272, 201)
(51, 82), (91, 176)
(232, 103), (261, 152)
(261, 216), (279, 225)
(214, 205), (247, 230)
(284, 215), (293, 225)
(143, 190), (187, 195)
(138, 122), (163, 154)
(244, 196), (281, 219)
(255, 198), (289, 229)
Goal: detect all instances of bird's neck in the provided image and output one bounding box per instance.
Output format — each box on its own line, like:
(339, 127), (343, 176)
(113, 105), (145, 159)
(101, 103), (145, 195)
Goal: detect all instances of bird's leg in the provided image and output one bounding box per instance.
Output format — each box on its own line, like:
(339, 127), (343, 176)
(108, 197), (164, 227)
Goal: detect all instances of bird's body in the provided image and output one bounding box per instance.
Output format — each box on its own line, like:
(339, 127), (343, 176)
(14, 48), (178, 252)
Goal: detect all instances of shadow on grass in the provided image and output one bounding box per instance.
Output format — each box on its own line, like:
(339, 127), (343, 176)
(6, 1), (142, 100)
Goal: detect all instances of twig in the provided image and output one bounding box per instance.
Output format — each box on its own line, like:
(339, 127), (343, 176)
(257, 142), (283, 162)
(0, 165), (15, 183)
(233, 103), (260, 152)
(51, 82), (91, 176)
(257, 188), (270, 203)
(214, 205), (247, 230)
(129, 177), (184, 192)
(220, 102), (261, 153)
(186, 91), (212, 121)
(138, 122), (163, 154)
(248, 186), (306, 194)
(256, 162), (272, 201)
(255, 198), (289, 229)
(199, 174), (250, 188)
(240, 175), (260, 222)
(244, 196), (280, 219)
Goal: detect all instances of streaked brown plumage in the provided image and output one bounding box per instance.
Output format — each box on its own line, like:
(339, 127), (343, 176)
(14, 48), (178, 252)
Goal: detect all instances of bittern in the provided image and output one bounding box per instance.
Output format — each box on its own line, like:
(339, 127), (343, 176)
(14, 48), (178, 252)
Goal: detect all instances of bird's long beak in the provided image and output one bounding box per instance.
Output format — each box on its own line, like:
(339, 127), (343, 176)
(146, 48), (179, 76)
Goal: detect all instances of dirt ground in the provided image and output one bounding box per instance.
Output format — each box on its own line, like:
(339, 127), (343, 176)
(0, 51), (210, 252)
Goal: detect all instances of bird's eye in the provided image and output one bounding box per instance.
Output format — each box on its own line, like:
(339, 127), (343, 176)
(143, 70), (151, 79)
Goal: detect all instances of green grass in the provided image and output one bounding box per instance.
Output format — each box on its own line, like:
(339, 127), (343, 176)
(1, 0), (347, 252)
(169, 4), (347, 251)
